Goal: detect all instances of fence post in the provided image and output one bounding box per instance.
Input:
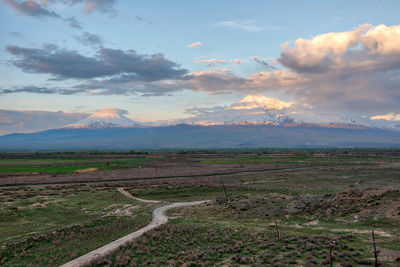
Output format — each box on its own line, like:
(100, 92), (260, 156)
(372, 230), (380, 267)
(222, 182), (230, 203)
(274, 217), (280, 241)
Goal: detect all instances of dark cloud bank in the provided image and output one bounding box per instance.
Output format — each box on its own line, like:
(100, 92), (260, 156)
(6, 44), (189, 81)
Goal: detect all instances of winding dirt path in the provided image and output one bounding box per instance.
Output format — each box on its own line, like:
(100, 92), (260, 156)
(117, 187), (161, 203)
(60, 200), (210, 267)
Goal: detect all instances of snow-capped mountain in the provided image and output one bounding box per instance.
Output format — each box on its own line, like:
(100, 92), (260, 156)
(65, 107), (139, 129)
(1, 97), (398, 150)
(172, 95), (400, 131)
(64, 96), (400, 132)
(229, 95), (293, 110)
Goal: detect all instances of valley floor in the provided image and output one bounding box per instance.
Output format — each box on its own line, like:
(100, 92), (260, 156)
(0, 150), (399, 266)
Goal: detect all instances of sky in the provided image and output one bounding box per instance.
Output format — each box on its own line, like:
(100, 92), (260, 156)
(1, 0), (400, 134)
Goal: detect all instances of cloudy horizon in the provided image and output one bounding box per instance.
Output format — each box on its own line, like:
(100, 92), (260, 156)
(1, 0), (400, 135)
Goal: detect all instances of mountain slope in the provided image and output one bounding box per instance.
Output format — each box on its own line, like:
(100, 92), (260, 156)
(0, 124), (398, 151)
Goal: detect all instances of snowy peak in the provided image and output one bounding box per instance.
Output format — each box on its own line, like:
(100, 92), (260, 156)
(229, 94), (293, 110)
(65, 107), (138, 129)
(88, 107), (126, 119)
(171, 94), (400, 132)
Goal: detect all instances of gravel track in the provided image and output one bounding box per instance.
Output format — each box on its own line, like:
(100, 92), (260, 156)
(117, 187), (161, 203)
(60, 200), (209, 267)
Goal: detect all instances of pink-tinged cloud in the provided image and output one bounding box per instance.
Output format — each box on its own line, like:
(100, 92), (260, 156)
(3, 22), (399, 117)
(3, 0), (59, 17)
(230, 59), (243, 64)
(279, 24), (400, 73)
(371, 113), (400, 121)
(187, 42), (203, 48)
(195, 58), (226, 66)
(275, 24), (400, 114)
(229, 95), (293, 110)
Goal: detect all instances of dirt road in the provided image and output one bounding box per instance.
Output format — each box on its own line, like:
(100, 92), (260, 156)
(117, 187), (161, 203)
(60, 200), (209, 267)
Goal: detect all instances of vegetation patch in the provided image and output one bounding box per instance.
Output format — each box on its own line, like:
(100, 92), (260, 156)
(92, 223), (367, 266)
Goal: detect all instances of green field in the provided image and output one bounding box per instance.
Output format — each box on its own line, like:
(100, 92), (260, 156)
(0, 157), (163, 173)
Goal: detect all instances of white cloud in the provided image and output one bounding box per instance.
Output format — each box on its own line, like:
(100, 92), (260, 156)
(363, 24), (400, 55)
(195, 58), (226, 66)
(334, 17), (342, 23)
(275, 24), (400, 114)
(187, 42), (203, 48)
(214, 20), (263, 32)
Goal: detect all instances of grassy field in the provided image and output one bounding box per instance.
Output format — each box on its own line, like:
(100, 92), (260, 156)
(0, 185), (153, 266)
(0, 151), (399, 266)
(0, 156), (163, 173)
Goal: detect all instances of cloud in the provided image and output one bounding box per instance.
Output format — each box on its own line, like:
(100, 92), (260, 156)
(3, 0), (60, 17)
(276, 24), (400, 114)
(77, 68), (302, 96)
(74, 32), (103, 46)
(186, 70), (246, 94)
(214, 20), (263, 32)
(10, 31), (23, 37)
(5, 0), (119, 16)
(0, 85), (86, 95)
(63, 16), (82, 29)
(4, 23), (400, 117)
(230, 59), (242, 65)
(0, 109), (88, 135)
(3, 1), (87, 28)
(65, 0), (118, 14)
(178, 95), (295, 126)
(371, 113), (400, 121)
(6, 44), (189, 81)
(91, 106), (128, 116)
(279, 24), (371, 73)
(135, 16), (153, 24)
(195, 58), (226, 67)
(229, 94), (293, 110)
(187, 42), (203, 48)
(251, 56), (277, 70)
(334, 17), (342, 23)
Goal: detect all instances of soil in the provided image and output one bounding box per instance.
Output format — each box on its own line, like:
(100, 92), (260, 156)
(0, 163), (300, 186)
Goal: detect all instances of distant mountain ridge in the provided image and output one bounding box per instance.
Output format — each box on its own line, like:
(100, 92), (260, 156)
(0, 96), (398, 150)
(0, 124), (398, 151)
(60, 96), (400, 132)
(167, 95), (400, 132)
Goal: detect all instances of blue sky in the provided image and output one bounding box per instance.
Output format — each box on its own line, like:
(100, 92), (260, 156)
(1, 0), (400, 132)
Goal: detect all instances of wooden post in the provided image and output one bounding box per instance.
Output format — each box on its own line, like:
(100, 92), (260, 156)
(372, 230), (380, 267)
(329, 240), (334, 267)
(222, 182), (230, 203)
(274, 217), (280, 241)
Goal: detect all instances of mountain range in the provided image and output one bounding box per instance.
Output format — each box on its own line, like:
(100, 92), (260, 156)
(0, 95), (399, 150)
